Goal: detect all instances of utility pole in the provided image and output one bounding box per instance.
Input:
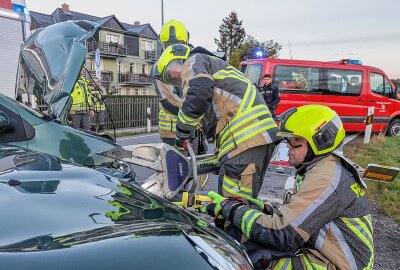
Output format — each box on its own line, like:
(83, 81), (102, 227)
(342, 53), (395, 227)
(161, 0), (164, 26)
(288, 40), (293, 60)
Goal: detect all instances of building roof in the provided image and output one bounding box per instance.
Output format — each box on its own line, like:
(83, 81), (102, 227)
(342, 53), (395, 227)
(30, 11), (56, 27)
(124, 23), (158, 39)
(31, 7), (158, 40)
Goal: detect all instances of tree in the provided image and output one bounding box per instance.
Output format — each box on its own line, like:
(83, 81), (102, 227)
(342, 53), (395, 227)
(214, 11), (245, 59)
(391, 79), (400, 88)
(229, 35), (282, 68)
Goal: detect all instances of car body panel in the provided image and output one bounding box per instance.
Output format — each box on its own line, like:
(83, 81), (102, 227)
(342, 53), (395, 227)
(16, 20), (99, 122)
(0, 145), (252, 269)
(0, 94), (117, 166)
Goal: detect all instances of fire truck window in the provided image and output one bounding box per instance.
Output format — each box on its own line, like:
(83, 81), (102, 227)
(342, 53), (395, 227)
(274, 65), (321, 92)
(383, 77), (393, 96)
(370, 72), (388, 95)
(326, 69), (362, 95)
(242, 64), (262, 85)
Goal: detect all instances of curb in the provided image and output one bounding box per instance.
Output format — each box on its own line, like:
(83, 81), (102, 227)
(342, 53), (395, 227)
(105, 126), (159, 137)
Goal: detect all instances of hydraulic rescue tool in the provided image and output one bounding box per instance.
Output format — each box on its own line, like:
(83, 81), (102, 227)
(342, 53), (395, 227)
(100, 143), (218, 199)
(179, 191), (213, 209)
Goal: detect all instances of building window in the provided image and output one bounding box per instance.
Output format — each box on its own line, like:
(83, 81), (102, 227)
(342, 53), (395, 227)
(86, 58), (95, 70)
(105, 33), (120, 44)
(141, 64), (147, 74)
(129, 63), (135, 73)
(134, 89), (139, 95)
(118, 61), (123, 72)
(142, 89), (148, 95)
(141, 40), (154, 51)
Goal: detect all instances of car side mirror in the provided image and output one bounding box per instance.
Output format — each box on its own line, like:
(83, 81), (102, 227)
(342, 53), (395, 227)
(0, 111), (13, 133)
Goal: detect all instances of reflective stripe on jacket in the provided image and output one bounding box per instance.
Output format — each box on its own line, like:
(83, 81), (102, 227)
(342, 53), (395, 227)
(91, 89), (105, 112)
(177, 52), (279, 159)
(70, 77), (92, 113)
(152, 63), (183, 139)
(159, 105), (177, 139)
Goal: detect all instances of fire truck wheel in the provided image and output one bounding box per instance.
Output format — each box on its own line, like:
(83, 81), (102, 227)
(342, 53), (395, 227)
(387, 119), (400, 136)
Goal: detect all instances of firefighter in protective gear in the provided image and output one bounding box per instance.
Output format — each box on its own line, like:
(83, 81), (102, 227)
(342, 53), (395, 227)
(202, 105), (374, 269)
(69, 74), (94, 130)
(158, 44), (279, 199)
(90, 77), (106, 132)
(152, 19), (189, 146)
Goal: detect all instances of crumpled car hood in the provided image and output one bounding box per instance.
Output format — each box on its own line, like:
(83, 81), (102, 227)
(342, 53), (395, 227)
(0, 145), (252, 269)
(16, 20), (99, 122)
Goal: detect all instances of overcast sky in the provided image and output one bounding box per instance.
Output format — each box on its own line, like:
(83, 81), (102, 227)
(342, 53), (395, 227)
(27, 0), (400, 78)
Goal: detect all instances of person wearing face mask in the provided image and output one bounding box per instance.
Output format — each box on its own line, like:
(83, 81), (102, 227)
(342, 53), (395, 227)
(201, 105), (374, 269)
(156, 44), (279, 202)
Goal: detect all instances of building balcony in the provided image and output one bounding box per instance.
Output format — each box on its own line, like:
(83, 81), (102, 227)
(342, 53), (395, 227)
(118, 72), (153, 85)
(144, 50), (157, 61)
(85, 70), (114, 88)
(87, 41), (127, 57)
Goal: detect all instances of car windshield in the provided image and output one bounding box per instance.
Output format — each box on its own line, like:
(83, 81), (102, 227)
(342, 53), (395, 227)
(241, 64), (262, 85)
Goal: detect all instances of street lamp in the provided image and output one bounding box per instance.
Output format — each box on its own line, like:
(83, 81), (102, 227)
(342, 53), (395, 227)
(161, 0), (164, 26)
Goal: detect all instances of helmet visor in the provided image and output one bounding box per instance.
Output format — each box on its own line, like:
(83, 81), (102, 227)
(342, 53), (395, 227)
(162, 59), (183, 86)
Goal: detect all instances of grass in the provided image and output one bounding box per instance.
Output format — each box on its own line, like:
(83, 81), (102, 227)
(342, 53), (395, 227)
(344, 135), (400, 221)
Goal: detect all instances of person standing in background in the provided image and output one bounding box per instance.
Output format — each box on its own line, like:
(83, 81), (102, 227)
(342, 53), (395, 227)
(259, 73), (280, 121)
(69, 70), (94, 130)
(90, 77), (106, 132)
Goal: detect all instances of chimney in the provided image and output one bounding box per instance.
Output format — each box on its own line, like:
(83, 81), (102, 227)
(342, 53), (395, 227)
(62, 3), (70, 13)
(134, 21), (140, 26)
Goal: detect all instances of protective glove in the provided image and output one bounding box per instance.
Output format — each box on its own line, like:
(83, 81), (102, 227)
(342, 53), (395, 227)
(245, 197), (273, 215)
(175, 138), (189, 153)
(199, 191), (227, 220)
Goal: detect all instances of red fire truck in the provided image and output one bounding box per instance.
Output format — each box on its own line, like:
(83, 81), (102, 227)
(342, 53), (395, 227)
(240, 58), (400, 136)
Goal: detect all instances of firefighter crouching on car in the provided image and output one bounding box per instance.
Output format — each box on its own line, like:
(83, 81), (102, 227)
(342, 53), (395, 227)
(157, 44), (279, 200)
(152, 19), (189, 146)
(201, 105), (374, 269)
(90, 77), (106, 132)
(69, 73), (94, 130)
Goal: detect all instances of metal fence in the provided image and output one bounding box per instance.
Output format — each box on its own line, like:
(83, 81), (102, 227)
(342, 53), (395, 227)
(103, 95), (159, 129)
(35, 95), (159, 129)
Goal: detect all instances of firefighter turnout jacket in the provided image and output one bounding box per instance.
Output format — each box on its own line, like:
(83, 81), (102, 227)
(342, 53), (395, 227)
(152, 64), (183, 139)
(221, 153), (374, 269)
(91, 88), (106, 112)
(70, 77), (93, 114)
(177, 51), (279, 159)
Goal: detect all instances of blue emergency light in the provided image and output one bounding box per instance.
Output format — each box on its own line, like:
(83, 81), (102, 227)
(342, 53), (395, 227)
(252, 48), (267, 59)
(12, 4), (25, 13)
(347, 59), (363, 65)
(340, 59), (363, 65)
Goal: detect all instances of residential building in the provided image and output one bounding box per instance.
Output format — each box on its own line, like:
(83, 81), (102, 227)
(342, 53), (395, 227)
(30, 3), (159, 96)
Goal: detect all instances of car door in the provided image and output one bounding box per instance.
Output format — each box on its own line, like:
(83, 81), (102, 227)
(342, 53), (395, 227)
(322, 66), (366, 131)
(368, 71), (394, 132)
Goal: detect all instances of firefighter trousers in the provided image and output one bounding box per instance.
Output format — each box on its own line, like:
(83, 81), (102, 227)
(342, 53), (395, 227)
(90, 111), (105, 132)
(70, 113), (90, 130)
